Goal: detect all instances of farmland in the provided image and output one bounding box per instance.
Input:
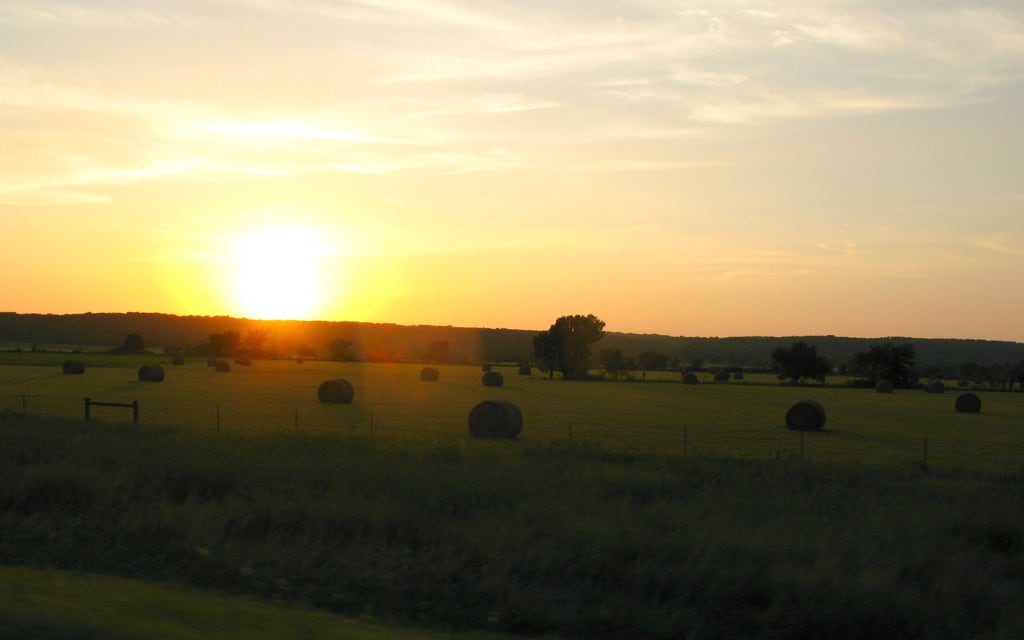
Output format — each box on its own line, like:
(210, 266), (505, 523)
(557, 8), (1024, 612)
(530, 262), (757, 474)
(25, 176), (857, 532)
(2, 354), (1024, 638)
(1, 354), (1023, 471)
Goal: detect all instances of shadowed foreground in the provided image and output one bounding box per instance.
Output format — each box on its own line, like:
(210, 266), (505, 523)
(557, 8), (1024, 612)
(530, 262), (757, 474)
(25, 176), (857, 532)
(1, 410), (1022, 639)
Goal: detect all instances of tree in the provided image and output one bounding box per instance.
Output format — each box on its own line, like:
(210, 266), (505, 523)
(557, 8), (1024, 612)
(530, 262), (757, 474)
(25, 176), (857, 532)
(208, 330), (241, 358)
(849, 342), (917, 388)
(771, 341), (830, 384)
(121, 333), (145, 354)
(242, 327), (270, 358)
(598, 348), (626, 380)
(532, 314), (606, 380)
(329, 338), (358, 362)
(637, 349), (669, 380)
(425, 340), (449, 364)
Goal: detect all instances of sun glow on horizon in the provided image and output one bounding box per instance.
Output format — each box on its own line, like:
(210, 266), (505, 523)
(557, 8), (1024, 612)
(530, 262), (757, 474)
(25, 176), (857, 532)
(234, 226), (331, 320)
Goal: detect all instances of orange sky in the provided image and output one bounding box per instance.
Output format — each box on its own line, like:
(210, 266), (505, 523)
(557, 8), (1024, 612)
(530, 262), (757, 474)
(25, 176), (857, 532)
(1, 2), (1023, 340)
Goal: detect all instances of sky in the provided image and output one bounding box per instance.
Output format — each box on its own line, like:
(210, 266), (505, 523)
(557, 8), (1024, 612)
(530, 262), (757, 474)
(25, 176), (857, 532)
(1, 1), (1023, 341)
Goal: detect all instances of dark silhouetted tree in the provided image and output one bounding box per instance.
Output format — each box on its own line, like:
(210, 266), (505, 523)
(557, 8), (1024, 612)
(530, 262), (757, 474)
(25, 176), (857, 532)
(533, 314), (606, 380)
(849, 342), (917, 388)
(771, 341), (830, 384)
(121, 333), (145, 354)
(637, 349), (669, 380)
(598, 347), (626, 380)
(329, 338), (358, 362)
(242, 327), (269, 358)
(208, 330), (241, 358)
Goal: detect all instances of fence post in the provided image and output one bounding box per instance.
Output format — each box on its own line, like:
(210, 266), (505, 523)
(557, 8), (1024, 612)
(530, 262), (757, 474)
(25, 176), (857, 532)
(132, 400), (139, 424)
(84, 397), (90, 422)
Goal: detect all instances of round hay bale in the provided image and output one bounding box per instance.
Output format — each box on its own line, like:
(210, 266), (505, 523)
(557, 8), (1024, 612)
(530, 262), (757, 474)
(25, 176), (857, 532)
(420, 367), (440, 382)
(318, 378), (354, 404)
(681, 371), (699, 385)
(926, 379), (945, 394)
(955, 392), (982, 414)
(481, 364), (492, 372)
(518, 365), (532, 376)
(172, 353), (185, 365)
(62, 359), (85, 375)
(207, 356), (217, 367)
(468, 400), (522, 439)
(786, 400), (825, 431)
(234, 356), (252, 366)
(482, 371), (504, 387)
(214, 360), (231, 373)
(138, 364), (165, 382)
(296, 357), (304, 364)
(875, 380), (894, 394)
(713, 371), (730, 382)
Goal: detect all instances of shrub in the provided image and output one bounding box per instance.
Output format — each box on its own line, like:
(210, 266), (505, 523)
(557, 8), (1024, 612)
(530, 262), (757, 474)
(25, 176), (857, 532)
(875, 380), (894, 394)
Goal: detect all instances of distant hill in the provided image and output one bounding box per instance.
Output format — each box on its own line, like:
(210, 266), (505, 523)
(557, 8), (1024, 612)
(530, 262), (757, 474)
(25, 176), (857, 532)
(1, 312), (1023, 371)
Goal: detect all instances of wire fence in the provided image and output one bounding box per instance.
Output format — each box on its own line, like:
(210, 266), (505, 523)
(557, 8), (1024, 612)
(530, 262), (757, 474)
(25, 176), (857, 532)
(5, 392), (1023, 474)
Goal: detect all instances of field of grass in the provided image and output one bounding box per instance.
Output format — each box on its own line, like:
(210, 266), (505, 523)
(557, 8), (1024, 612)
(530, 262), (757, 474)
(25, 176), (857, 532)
(1, 354), (1022, 471)
(1, 409), (1022, 639)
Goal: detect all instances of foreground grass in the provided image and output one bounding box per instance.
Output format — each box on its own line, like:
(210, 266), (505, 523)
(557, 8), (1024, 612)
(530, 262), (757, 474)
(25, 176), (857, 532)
(2, 410), (1023, 639)
(0, 566), (512, 640)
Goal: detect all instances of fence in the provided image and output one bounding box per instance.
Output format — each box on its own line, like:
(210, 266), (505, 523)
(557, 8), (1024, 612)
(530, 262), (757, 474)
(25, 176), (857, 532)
(4, 392), (1023, 474)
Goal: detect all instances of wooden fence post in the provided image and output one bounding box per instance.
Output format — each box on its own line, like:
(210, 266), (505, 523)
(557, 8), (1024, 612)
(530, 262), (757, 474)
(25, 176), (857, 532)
(132, 400), (139, 424)
(84, 397), (90, 422)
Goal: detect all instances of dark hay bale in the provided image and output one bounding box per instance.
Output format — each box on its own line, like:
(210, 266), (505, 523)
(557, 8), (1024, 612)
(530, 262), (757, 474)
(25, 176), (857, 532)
(318, 378), (354, 404)
(62, 360), (85, 375)
(138, 365), (165, 383)
(518, 365), (532, 376)
(481, 364), (492, 372)
(732, 372), (744, 380)
(296, 357), (304, 364)
(926, 380), (945, 394)
(234, 356), (252, 366)
(172, 353), (185, 365)
(468, 400), (522, 439)
(786, 400), (825, 431)
(420, 367), (440, 382)
(482, 371), (504, 387)
(713, 371), (730, 382)
(214, 360), (231, 373)
(681, 372), (699, 385)
(207, 357), (217, 367)
(955, 392), (982, 414)
(875, 380), (894, 394)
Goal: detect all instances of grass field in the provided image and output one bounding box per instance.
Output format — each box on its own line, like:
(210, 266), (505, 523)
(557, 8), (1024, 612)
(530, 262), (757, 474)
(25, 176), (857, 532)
(1, 354), (1022, 471)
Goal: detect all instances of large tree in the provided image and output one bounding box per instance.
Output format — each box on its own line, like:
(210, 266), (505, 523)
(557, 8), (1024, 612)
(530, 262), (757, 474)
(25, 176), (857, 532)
(771, 341), (831, 384)
(849, 341), (917, 388)
(533, 314), (606, 380)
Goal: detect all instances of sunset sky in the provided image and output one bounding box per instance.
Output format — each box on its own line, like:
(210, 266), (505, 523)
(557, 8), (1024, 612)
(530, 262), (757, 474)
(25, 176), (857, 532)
(2, 1), (1022, 341)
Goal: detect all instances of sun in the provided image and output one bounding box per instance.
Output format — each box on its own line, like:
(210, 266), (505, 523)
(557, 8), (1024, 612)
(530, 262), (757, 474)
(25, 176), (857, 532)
(235, 226), (325, 320)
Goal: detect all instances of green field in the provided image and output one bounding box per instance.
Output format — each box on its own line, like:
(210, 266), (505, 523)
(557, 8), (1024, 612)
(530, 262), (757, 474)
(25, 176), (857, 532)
(1, 355), (1022, 471)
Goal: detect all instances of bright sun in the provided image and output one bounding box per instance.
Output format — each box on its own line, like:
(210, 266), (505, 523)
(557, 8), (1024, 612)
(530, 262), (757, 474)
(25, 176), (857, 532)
(235, 226), (325, 320)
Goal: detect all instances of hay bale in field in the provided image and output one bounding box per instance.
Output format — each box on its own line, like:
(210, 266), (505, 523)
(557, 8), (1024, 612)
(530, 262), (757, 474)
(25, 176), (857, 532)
(713, 371), (730, 382)
(681, 371), (699, 384)
(468, 400), (522, 439)
(318, 378), (354, 404)
(482, 371), (504, 387)
(518, 365), (532, 376)
(138, 364), (165, 382)
(207, 356), (217, 367)
(214, 360), (231, 373)
(62, 360), (85, 375)
(234, 356), (252, 366)
(955, 392), (982, 414)
(926, 379), (945, 394)
(296, 357), (304, 364)
(786, 400), (825, 431)
(420, 367), (440, 382)
(875, 380), (894, 394)
(481, 364), (492, 372)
